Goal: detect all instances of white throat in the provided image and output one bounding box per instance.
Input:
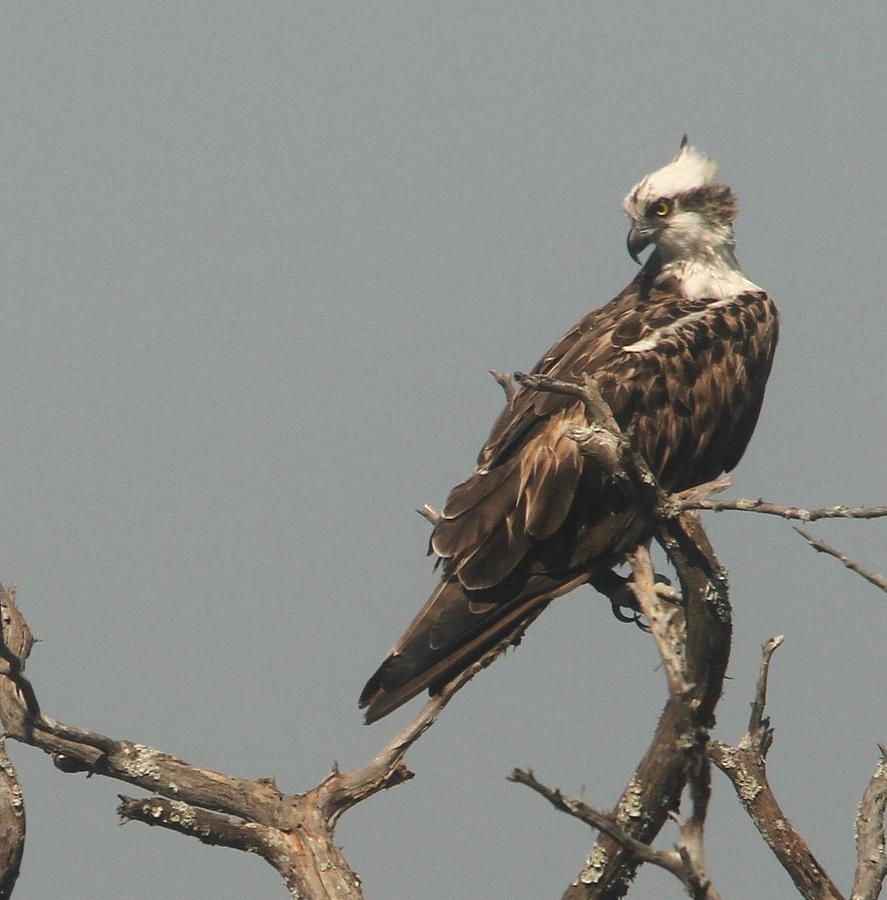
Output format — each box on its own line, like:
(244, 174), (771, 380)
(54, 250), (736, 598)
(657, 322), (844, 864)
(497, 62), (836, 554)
(659, 252), (760, 301)
(623, 251), (762, 353)
(653, 212), (760, 300)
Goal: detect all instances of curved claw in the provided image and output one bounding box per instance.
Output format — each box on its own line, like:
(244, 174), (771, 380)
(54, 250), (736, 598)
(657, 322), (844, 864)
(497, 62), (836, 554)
(589, 570), (649, 630)
(607, 597), (650, 632)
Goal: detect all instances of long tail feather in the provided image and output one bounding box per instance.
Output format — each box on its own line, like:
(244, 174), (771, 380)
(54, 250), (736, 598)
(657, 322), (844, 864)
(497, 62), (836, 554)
(359, 567), (597, 723)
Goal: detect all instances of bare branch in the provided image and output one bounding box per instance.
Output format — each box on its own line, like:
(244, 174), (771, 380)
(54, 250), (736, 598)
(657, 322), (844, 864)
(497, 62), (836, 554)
(416, 504), (440, 525)
(489, 368), (516, 402)
(0, 587), (27, 900)
(680, 498), (887, 522)
(117, 795), (269, 854)
(748, 634), (784, 735)
(508, 768), (669, 864)
(517, 368), (881, 899)
(117, 793), (327, 898)
(509, 768), (720, 899)
(673, 475), (733, 503)
(674, 748), (717, 900)
(794, 528), (887, 594)
(628, 545), (691, 697)
(0, 737), (24, 900)
(709, 638), (844, 900)
(0, 572), (540, 899)
(514, 371), (619, 431)
(851, 745), (887, 900)
(319, 630), (526, 823)
(514, 377), (886, 531)
(513, 371), (731, 899)
(3, 350), (878, 900)
(709, 739), (843, 900)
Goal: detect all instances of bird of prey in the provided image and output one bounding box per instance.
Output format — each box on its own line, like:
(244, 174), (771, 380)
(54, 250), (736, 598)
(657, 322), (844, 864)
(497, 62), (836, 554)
(360, 138), (779, 724)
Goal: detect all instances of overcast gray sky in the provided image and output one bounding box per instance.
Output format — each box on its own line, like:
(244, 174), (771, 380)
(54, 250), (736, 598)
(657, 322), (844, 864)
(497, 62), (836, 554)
(1, 3), (885, 898)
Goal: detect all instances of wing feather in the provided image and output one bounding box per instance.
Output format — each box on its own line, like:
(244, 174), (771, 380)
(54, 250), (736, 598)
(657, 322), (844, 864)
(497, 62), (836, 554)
(455, 514), (531, 589)
(361, 272), (779, 721)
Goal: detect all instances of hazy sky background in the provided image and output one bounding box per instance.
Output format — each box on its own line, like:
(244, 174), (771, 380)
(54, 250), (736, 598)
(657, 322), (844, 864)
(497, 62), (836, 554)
(1, 3), (885, 898)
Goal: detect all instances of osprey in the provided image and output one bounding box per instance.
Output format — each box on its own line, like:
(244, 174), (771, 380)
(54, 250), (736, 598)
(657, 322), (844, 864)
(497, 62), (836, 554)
(360, 139), (778, 723)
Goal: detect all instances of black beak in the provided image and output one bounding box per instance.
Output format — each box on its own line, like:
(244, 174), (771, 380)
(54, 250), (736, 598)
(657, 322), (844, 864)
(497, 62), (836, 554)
(626, 225), (652, 265)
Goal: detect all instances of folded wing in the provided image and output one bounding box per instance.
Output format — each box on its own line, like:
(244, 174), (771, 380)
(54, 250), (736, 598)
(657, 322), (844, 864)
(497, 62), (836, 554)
(360, 274), (778, 722)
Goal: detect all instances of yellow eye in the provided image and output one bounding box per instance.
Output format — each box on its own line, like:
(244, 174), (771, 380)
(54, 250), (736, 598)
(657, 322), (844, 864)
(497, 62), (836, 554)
(653, 198), (672, 217)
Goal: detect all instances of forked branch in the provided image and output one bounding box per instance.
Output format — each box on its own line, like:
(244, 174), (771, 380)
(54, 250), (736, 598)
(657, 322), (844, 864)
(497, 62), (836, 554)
(510, 371), (731, 900)
(708, 637), (849, 900)
(0, 583), (516, 899)
(509, 767), (720, 900)
(680, 499), (887, 522)
(0, 365), (881, 899)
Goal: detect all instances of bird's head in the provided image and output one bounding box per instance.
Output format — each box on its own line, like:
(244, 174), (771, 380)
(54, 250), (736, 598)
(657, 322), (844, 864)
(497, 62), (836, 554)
(623, 137), (738, 265)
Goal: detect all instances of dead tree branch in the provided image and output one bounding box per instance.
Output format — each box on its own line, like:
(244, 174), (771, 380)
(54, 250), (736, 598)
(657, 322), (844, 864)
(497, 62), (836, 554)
(510, 547), (721, 900)
(565, 513), (730, 900)
(515, 372), (886, 897)
(676, 748), (717, 900)
(0, 737), (24, 900)
(508, 767), (719, 900)
(0, 583), (512, 899)
(627, 545), (690, 698)
(0, 366), (881, 898)
(852, 745), (887, 900)
(748, 633), (783, 733)
(0, 588), (27, 900)
(489, 368), (517, 403)
(510, 371), (731, 900)
(708, 633), (887, 900)
(794, 529), (887, 594)
(708, 637), (844, 900)
(679, 499), (887, 522)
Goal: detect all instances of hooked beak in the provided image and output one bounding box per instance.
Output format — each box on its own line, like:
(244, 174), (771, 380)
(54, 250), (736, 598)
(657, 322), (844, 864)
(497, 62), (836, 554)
(626, 225), (652, 265)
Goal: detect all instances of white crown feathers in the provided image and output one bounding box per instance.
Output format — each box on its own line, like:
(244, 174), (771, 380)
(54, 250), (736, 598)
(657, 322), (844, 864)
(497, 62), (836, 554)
(625, 139), (720, 210)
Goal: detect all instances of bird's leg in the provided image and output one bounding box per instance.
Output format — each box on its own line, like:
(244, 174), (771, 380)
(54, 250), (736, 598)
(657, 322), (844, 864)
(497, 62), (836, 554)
(589, 570), (646, 627)
(589, 568), (680, 629)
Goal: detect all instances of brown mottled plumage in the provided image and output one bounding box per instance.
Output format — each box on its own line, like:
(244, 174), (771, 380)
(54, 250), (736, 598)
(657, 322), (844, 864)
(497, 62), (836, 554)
(360, 140), (779, 723)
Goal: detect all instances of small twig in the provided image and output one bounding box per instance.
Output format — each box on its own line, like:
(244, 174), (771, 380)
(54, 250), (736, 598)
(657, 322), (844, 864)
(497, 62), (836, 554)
(680, 498), (887, 522)
(513, 371), (618, 431)
(510, 770), (683, 886)
(320, 629), (524, 823)
(489, 368), (516, 403)
(508, 768), (660, 856)
(851, 745), (887, 900)
(748, 634), (784, 735)
(510, 768), (719, 899)
(673, 475), (733, 503)
(794, 529), (887, 594)
(416, 504), (440, 525)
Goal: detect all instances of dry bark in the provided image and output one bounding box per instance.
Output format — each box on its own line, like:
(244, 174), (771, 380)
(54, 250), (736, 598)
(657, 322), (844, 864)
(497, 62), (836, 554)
(0, 581), (540, 898)
(0, 371), (882, 898)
